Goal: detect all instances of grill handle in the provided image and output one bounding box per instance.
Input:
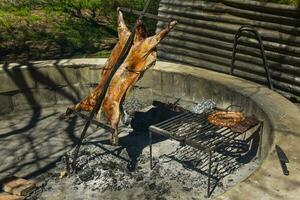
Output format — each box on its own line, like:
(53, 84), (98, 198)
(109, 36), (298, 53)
(225, 105), (243, 112)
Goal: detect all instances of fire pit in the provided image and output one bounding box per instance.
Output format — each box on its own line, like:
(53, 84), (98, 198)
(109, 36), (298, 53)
(1, 59), (300, 199)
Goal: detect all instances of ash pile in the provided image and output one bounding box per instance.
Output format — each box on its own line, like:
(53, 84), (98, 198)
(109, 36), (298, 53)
(27, 143), (209, 200)
(27, 100), (259, 200)
(28, 143), (258, 200)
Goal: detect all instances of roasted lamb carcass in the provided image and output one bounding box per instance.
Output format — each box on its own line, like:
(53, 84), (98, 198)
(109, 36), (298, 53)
(74, 10), (130, 112)
(70, 8), (177, 145)
(99, 20), (177, 145)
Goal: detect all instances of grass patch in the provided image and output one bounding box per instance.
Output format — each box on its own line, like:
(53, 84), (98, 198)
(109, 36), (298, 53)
(0, 0), (159, 63)
(0, 0), (297, 63)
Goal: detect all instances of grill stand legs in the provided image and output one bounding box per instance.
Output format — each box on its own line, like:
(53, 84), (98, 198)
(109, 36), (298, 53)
(149, 130), (153, 169)
(149, 130), (214, 198)
(206, 150), (212, 198)
(258, 121), (264, 160)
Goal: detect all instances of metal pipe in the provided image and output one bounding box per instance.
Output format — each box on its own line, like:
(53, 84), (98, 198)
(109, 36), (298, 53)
(149, 130), (153, 169)
(231, 25), (274, 90)
(119, 7), (172, 22)
(207, 151), (212, 198)
(71, 109), (115, 133)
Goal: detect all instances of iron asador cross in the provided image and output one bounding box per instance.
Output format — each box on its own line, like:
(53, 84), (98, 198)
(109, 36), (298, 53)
(70, 0), (172, 170)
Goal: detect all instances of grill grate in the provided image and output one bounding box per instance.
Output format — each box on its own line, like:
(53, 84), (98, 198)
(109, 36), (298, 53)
(149, 109), (262, 198)
(149, 111), (244, 152)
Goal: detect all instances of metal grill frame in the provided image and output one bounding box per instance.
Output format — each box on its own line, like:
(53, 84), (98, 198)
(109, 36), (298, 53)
(148, 110), (263, 198)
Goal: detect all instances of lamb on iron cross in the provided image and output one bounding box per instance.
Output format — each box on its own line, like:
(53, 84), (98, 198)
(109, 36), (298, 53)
(66, 8), (177, 146)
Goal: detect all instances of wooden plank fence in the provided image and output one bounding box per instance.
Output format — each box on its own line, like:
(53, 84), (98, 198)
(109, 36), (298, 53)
(156, 0), (300, 102)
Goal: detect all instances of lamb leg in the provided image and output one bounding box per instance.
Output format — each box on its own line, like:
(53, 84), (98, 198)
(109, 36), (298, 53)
(65, 10), (131, 115)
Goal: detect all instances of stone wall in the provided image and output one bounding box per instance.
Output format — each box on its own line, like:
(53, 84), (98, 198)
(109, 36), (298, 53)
(0, 58), (154, 115)
(2, 58), (298, 159)
(0, 59), (105, 115)
(156, 0), (300, 102)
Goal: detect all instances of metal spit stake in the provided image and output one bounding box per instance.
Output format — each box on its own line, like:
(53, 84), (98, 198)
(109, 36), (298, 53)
(69, 0), (173, 171)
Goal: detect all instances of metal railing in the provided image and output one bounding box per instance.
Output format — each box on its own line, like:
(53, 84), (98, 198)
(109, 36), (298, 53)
(230, 25), (274, 90)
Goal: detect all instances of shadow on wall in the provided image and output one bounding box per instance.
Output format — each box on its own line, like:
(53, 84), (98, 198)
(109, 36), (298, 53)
(0, 61), (92, 180)
(1, 60), (84, 137)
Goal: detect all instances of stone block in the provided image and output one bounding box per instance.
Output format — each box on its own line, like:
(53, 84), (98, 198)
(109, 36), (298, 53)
(12, 92), (31, 111)
(0, 94), (13, 114)
(28, 67), (50, 89)
(190, 77), (227, 103)
(209, 83), (227, 106)
(0, 71), (16, 92)
(151, 70), (162, 94)
(173, 73), (190, 100)
(136, 70), (153, 88)
(2, 177), (35, 196)
(47, 67), (78, 86)
(78, 67), (90, 85)
(35, 89), (56, 107)
(126, 87), (153, 105)
(0, 66), (35, 93)
(242, 98), (254, 116)
(189, 77), (207, 102)
(161, 72), (173, 97)
(56, 85), (92, 105)
(89, 67), (102, 84)
(55, 87), (78, 105)
(218, 87), (233, 110)
(0, 194), (25, 200)
(152, 93), (168, 104)
(12, 89), (56, 110)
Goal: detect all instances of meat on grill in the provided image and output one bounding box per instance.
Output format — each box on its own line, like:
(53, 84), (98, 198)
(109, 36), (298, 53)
(208, 111), (245, 127)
